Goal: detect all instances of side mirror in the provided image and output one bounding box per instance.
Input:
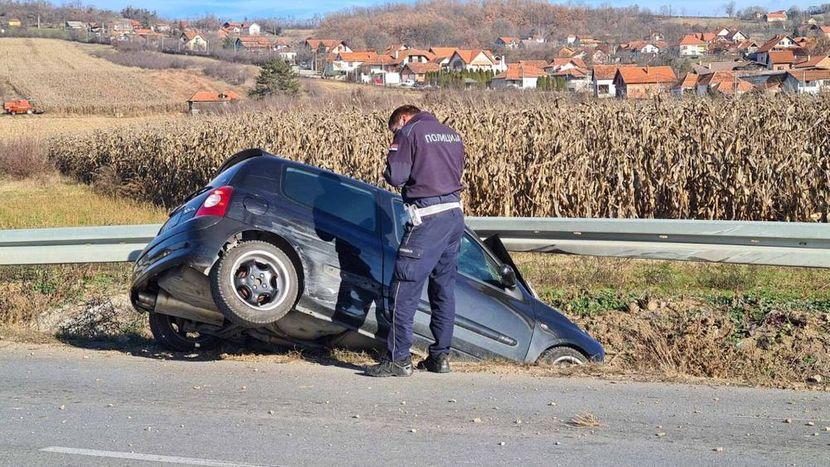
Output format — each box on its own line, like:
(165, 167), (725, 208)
(499, 264), (517, 289)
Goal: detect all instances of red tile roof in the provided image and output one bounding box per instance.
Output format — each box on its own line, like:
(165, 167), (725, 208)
(429, 47), (458, 58)
(402, 62), (441, 75)
(615, 66), (676, 84)
(679, 34), (707, 46)
(794, 55), (830, 69)
(336, 51), (379, 62)
(787, 69), (830, 82)
(756, 35), (794, 53)
(768, 50), (797, 64)
(673, 72), (699, 89)
(188, 91), (241, 103)
(495, 63), (547, 80)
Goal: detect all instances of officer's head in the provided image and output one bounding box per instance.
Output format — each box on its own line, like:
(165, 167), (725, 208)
(388, 105), (421, 133)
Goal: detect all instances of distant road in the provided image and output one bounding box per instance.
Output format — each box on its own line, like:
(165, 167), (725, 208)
(1, 343), (828, 466)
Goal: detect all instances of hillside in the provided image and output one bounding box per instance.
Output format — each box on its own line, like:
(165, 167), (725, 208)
(0, 38), (245, 114)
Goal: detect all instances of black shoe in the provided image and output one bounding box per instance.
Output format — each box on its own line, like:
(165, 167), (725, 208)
(365, 358), (413, 377)
(416, 354), (451, 373)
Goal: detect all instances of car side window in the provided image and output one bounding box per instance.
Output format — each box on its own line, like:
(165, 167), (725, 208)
(283, 167), (377, 232)
(392, 200), (407, 241)
(458, 234), (502, 287)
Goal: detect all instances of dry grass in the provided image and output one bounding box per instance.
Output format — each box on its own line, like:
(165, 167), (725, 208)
(0, 38), (243, 115)
(0, 174), (167, 229)
(49, 93), (830, 221)
(569, 412), (602, 427)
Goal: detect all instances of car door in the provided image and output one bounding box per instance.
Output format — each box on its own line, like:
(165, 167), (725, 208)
(277, 166), (385, 335)
(382, 200), (535, 361)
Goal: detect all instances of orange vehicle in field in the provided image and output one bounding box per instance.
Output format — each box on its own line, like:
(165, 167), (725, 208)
(3, 99), (42, 115)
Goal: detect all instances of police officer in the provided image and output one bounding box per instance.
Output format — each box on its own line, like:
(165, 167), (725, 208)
(366, 105), (465, 377)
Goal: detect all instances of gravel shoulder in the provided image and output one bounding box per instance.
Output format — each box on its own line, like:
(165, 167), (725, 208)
(1, 342), (828, 466)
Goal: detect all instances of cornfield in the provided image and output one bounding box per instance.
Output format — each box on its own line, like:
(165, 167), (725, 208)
(0, 39), (238, 115)
(50, 93), (830, 221)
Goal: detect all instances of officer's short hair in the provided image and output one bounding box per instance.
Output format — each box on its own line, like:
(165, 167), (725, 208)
(388, 105), (421, 129)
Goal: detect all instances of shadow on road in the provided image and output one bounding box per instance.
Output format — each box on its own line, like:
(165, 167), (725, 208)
(55, 331), (373, 371)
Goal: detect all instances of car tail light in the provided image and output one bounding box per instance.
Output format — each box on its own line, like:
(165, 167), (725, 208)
(195, 186), (234, 217)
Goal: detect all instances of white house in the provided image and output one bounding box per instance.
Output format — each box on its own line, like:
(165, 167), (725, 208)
(448, 49), (506, 73)
(491, 63), (546, 89)
(592, 65), (626, 98)
(180, 29), (207, 52)
(245, 23), (261, 36)
(329, 51), (379, 77)
(678, 34), (708, 57)
(784, 69), (830, 94)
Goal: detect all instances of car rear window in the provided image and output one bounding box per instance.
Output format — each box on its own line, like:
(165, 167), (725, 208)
(283, 167), (377, 232)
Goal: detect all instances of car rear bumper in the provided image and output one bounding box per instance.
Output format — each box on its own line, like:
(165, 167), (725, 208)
(130, 216), (247, 309)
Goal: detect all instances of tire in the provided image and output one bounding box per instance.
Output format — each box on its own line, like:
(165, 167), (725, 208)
(537, 346), (588, 366)
(210, 240), (299, 328)
(148, 312), (220, 352)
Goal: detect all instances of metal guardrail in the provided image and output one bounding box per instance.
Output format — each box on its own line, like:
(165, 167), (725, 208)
(1, 218), (828, 268)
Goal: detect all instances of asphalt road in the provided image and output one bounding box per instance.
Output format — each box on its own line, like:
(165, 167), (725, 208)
(1, 342), (828, 466)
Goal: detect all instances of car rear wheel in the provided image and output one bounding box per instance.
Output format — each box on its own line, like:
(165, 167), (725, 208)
(537, 346), (588, 366)
(148, 312), (220, 351)
(210, 240), (299, 328)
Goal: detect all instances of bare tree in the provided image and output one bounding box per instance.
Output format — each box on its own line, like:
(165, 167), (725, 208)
(723, 1), (736, 18)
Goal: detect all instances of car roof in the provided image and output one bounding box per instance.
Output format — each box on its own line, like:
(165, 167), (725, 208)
(219, 148), (388, 196)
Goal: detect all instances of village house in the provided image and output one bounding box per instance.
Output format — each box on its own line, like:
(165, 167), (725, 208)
(7, 18), (22, 28)
(592, 65), (630, 98)
(357, 55), (401, 85)
(764, 10), (787, 23)
(180, 29), (207, 52)
(447, 49), (506, 73)
(767, 50), (800, 70)
(784, 69), (830, 94)
(187, 91), (240, 113)
(678, 34), (709, 57)
(696, 71), (755, 96)
(304, 39), (351, 54)
(545, 57), (587, 74)
(613, 66), (676, 98)
(397, 49), (433, 65)
(495, 36), (521, 49)
(428, 47), (458, 68)
(618, 40), (665, 56)
(234, 35), (277, 51)
(400, 62), (441, 85)
(672, 72), (699, 96)
(328, 51), (379, 77)
(755, 35), (800, 68)
(589, 45), (612, 64)
(221, 21), (259, 36)
(550, 67), (592, 92)
(491, 63), (546, 90)
(794, 55), (830, 70)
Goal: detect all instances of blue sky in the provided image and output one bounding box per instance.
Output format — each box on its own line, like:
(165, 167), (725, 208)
(81, 1), (814, 19)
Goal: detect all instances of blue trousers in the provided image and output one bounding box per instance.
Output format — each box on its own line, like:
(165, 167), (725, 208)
(387, 207), (465, 361)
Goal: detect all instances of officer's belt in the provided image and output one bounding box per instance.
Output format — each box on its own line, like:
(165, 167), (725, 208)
(405, 202), (462, 226)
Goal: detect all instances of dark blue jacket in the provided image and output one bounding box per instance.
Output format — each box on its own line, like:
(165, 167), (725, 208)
(383, 112), (465, 202)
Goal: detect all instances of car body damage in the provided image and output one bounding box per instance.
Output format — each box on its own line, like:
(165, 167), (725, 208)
(130, 149), (604, 364)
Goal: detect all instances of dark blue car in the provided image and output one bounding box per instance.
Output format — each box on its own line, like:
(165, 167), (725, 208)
(130, 149), (604, 365)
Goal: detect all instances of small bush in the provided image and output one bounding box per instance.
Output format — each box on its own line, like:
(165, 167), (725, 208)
(203, 62), (252, 85)
(0, 138), (52, 179)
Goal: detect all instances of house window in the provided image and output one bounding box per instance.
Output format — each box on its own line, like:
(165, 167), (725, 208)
(283, 167), (377, 232)
(599, 84), (610, 93)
